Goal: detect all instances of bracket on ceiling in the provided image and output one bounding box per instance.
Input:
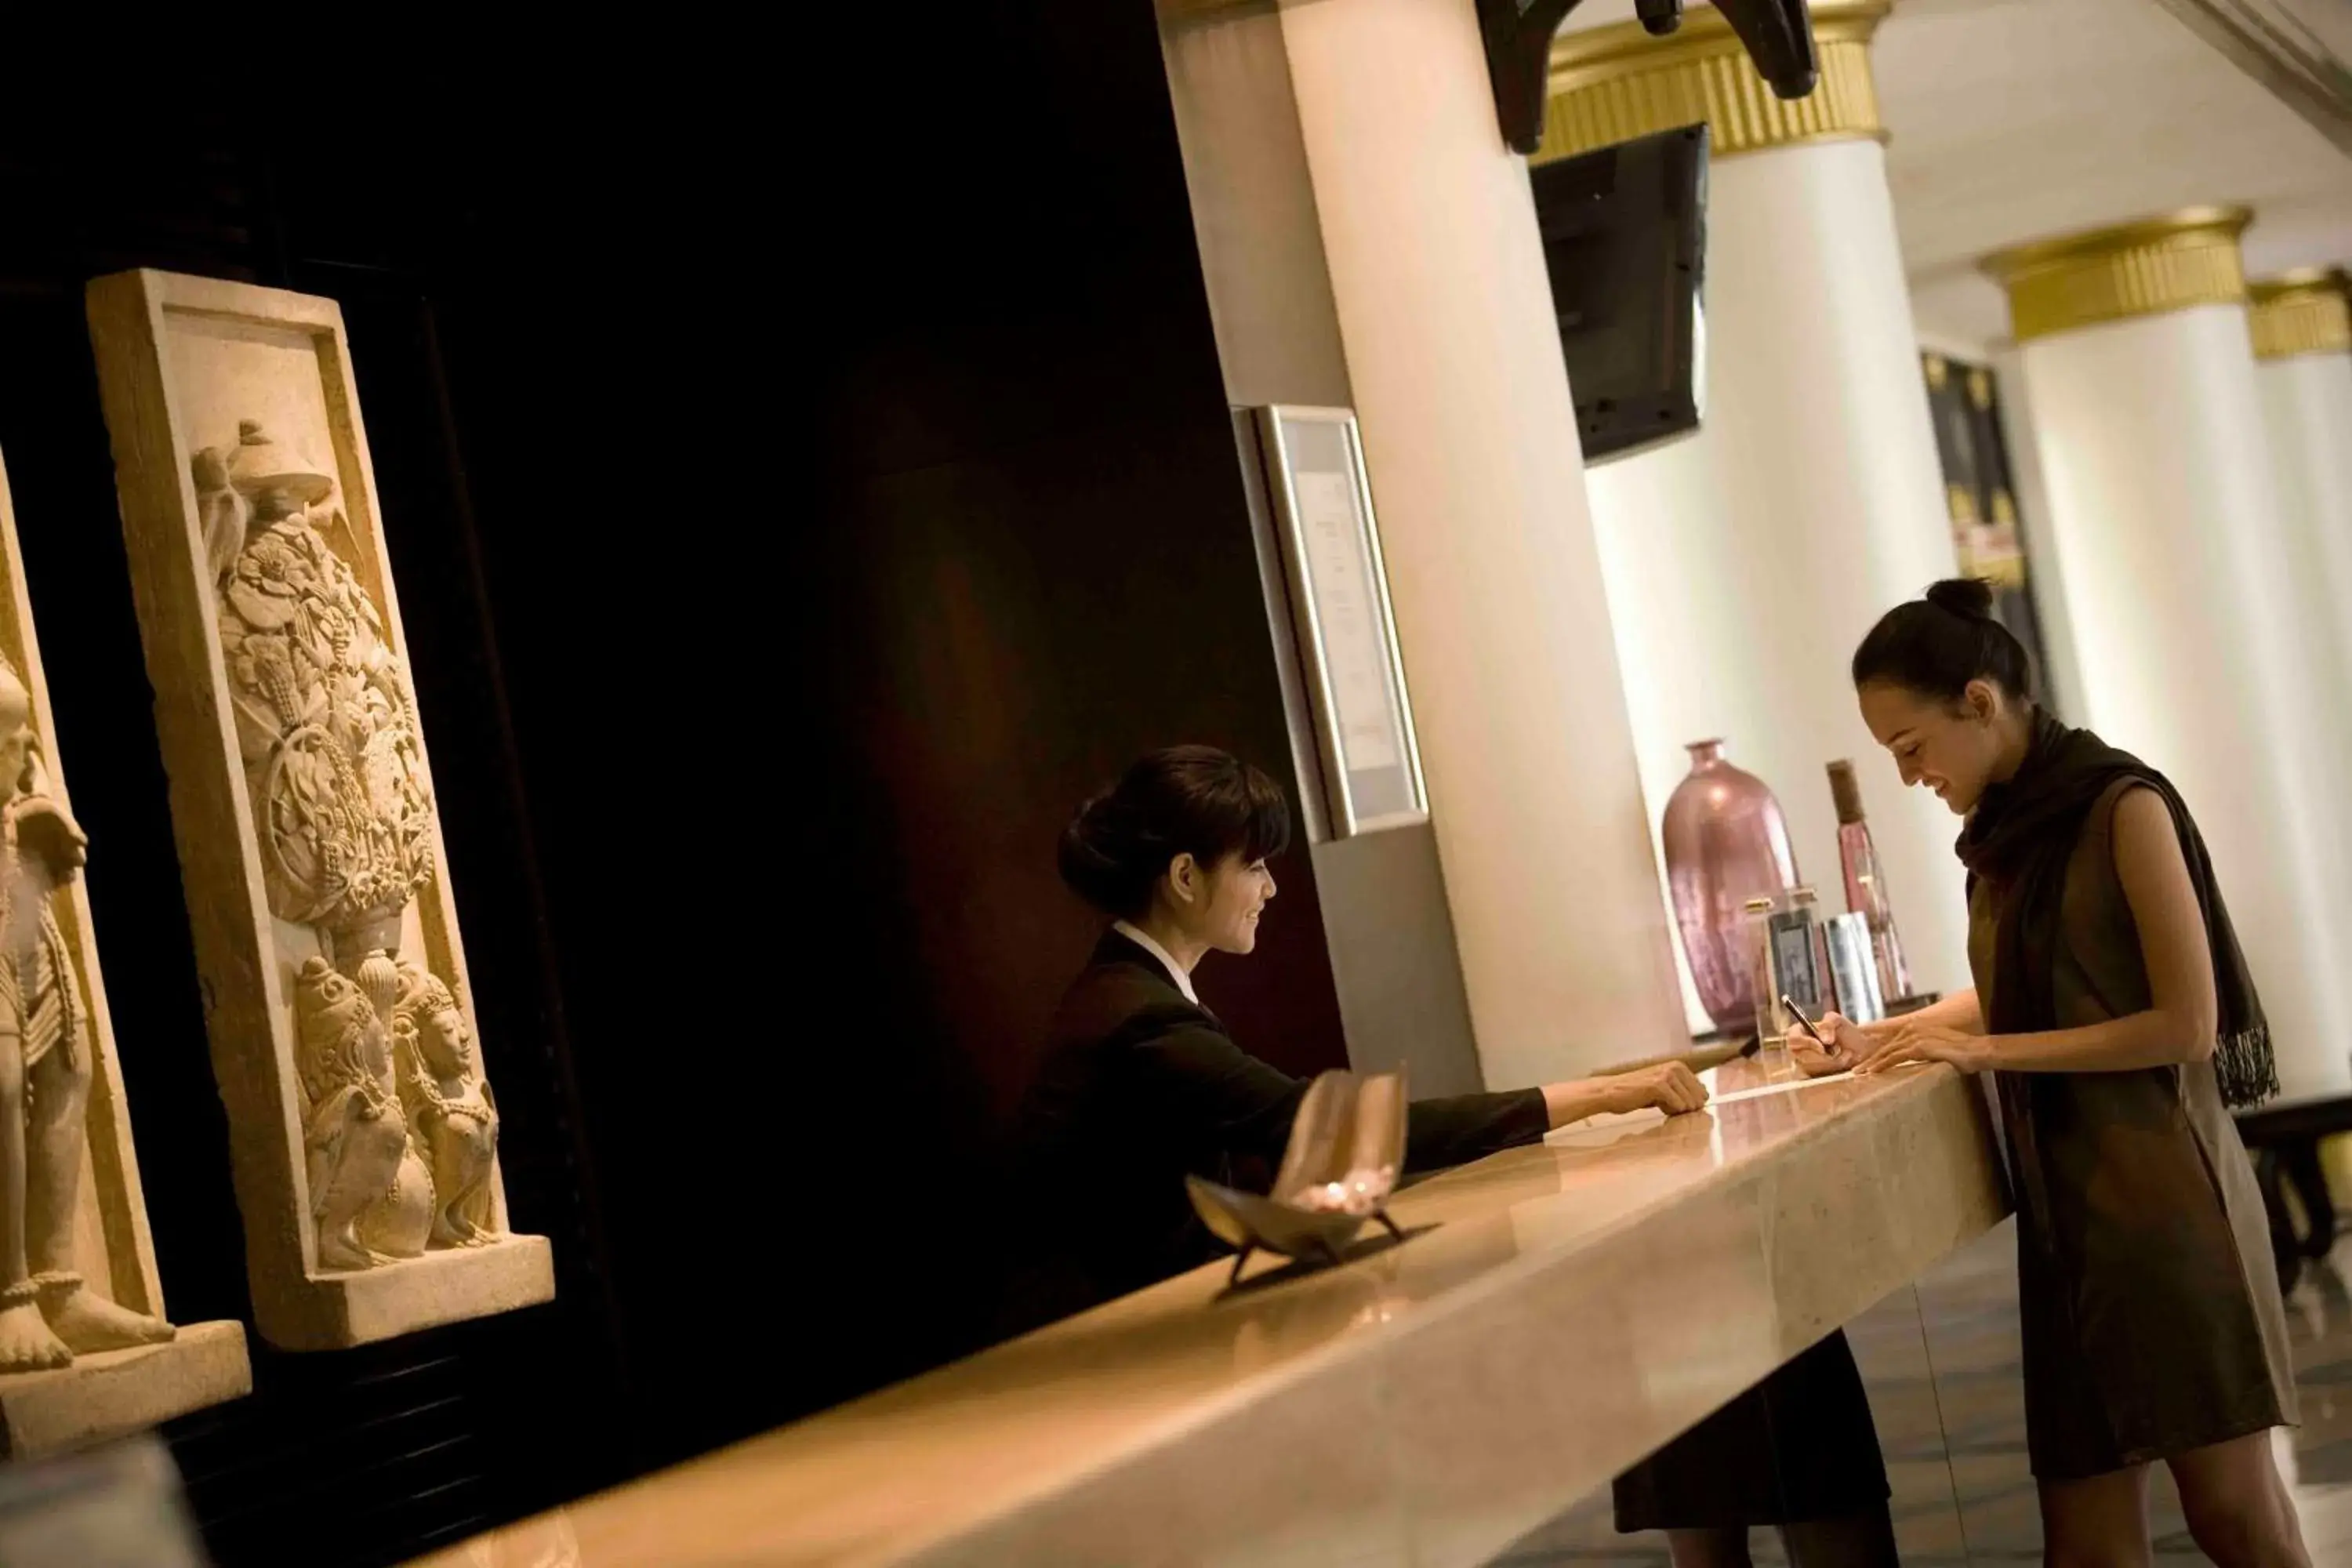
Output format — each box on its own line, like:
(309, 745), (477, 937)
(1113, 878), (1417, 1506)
(1475, 0), (1820, 157)
(1477, 0), (1593, 156)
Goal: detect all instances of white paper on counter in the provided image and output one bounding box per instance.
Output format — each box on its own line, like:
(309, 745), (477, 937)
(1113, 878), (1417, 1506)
(1702, 1062), (1929, 1105)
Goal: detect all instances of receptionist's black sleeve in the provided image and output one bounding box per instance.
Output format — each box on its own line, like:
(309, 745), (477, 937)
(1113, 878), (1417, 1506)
(1125, 1007), (1548, 1171)
(1403, 1089), (1552, 1172)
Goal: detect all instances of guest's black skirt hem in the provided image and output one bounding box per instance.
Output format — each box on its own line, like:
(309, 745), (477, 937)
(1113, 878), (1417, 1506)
(1612, 1330), (1891, 1533)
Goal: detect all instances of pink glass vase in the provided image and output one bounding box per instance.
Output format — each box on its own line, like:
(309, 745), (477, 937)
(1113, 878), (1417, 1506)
(1661, 740), (1799, 1033)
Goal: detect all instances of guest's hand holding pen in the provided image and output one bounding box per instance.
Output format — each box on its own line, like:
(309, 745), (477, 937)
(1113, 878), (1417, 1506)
(1790, 1011), (1980, 1077)
(1787, 1011), (1876, 1077)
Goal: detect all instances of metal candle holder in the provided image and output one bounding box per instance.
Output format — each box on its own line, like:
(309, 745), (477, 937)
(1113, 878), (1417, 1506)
(1185, 1069), (1410, 1287)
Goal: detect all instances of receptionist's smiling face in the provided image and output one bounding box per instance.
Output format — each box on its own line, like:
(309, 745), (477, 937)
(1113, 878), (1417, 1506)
(1167, 852), (1278, 956)
(1207, 854), (1277, 954)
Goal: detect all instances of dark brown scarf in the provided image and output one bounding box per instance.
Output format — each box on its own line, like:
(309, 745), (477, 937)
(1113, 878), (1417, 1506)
(1957, 709), (2276, 1108)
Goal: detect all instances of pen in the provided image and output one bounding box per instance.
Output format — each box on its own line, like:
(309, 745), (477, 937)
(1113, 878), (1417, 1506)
(1781, 993), (1830, 1049)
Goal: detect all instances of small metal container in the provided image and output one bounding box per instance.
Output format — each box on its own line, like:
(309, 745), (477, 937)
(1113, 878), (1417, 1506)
(1824, 911), (1888, 1023)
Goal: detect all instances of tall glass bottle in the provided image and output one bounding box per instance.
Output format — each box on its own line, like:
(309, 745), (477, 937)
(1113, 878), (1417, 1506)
(1827, 760), (1912, 1004)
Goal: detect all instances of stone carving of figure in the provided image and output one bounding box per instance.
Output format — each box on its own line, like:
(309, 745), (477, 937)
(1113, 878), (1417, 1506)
(290, 957), (409, 1272)
(192, 421), (503, 1274)
(0, 656), (174, 1369)
(391, 962), (499, 1247)
(289, 957), (434, 1269)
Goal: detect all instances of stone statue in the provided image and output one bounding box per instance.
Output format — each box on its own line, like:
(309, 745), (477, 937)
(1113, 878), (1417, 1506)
(89, 270), (551, 1349)
(194, 422), (503, 1275)
(392, 962), (499, 1248)
(0, 657), (173, 1369)
(291, 958), (431, 1271)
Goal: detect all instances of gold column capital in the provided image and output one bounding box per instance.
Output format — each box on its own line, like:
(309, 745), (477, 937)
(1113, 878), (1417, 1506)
(2249, 268), (2352, 361)
(1980, 207), (2252, 343)
(1535, 0), (1891, 166)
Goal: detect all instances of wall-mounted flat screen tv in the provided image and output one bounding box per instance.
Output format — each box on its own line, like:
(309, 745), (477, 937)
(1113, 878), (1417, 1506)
(1530, 123), (1708, 464)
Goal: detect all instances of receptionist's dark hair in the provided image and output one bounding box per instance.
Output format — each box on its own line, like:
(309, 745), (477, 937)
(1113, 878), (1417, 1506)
(1059, 746), (1291, 920)
(1850, 578), (2033, 704)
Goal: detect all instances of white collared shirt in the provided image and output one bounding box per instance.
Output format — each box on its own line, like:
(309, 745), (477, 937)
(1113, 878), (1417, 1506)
(1112, 920), (1200, 1005)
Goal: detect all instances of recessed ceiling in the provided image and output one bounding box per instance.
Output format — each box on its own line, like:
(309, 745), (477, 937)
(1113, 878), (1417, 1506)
(1874, 0), (2352, 346)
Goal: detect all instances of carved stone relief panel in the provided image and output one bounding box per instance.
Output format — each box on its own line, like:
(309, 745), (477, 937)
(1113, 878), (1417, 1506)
(0, 448), (249, 1452)
(87, 270), (553, 1349)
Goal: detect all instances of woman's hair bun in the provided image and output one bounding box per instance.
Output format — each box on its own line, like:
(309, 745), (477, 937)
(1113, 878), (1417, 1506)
(1056, 746), (1291, 920)
(1850, 579), (2033, 702)
(1056, 792), (1150, 918)
(1923, 577), (1996, 622)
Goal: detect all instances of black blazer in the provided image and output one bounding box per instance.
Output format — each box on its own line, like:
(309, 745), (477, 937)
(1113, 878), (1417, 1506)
(1001, 930), (1548, 1328)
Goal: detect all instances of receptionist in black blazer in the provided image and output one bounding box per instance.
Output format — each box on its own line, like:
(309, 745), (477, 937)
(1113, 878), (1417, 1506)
(1004, 745), (1708, 1327)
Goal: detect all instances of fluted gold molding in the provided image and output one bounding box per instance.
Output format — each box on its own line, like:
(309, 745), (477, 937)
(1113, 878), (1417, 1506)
(1536, 0), (1890, 165)
(1980, 208), (2252, 343)
(2249, 269), (2352, 360)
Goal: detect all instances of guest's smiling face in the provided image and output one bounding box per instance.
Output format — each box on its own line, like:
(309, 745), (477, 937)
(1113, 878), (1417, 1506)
(1859, 677), (2013, 816)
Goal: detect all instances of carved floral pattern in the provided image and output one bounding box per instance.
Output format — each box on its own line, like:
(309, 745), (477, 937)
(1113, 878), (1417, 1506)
(220, 518), (436, 931)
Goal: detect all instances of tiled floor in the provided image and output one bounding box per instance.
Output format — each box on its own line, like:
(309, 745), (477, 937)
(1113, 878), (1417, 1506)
(1496, 1219), (2352, 1564)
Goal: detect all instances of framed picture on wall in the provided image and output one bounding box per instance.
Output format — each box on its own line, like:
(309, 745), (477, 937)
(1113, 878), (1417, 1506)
(1251, 406), (1428, 840)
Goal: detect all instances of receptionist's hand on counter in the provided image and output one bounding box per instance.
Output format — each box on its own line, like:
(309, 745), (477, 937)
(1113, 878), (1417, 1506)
(1541, 1062), (1708, 1127)
(1612, 1062), (1710, 1116)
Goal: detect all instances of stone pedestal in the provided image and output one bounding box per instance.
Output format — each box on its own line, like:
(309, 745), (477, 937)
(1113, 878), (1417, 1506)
(87, 270), (554, 1348)
(294, 1234), (555, 1350)
(0, 1323), (249, 1461)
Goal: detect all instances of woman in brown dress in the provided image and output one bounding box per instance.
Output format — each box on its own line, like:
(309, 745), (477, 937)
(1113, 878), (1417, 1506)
(1795, 579), (2307, 1566)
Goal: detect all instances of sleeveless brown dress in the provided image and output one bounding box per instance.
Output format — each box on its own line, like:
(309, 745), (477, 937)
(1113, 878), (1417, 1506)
(1970, 779), (2296, 1480)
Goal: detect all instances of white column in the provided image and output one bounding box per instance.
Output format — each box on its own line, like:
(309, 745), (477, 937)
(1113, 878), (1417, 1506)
(1554, 4), (1973, 1025)
(2252, 274), (2352, 699)
(1992, 216), (2352, 1098)
(1279, 0), (1688, 1087)
(1990, 343), (2094, 726)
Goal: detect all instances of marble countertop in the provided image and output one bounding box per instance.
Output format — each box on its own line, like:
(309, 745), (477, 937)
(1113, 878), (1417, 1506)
(411, 1057), (2007, 1568)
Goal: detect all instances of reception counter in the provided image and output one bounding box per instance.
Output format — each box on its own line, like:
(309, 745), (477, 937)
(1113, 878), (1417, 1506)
(413, 1058), (2007, 1567)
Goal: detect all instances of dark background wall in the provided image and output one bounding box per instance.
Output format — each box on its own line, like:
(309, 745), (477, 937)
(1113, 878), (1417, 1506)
(0, 9), (1348, 1566)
